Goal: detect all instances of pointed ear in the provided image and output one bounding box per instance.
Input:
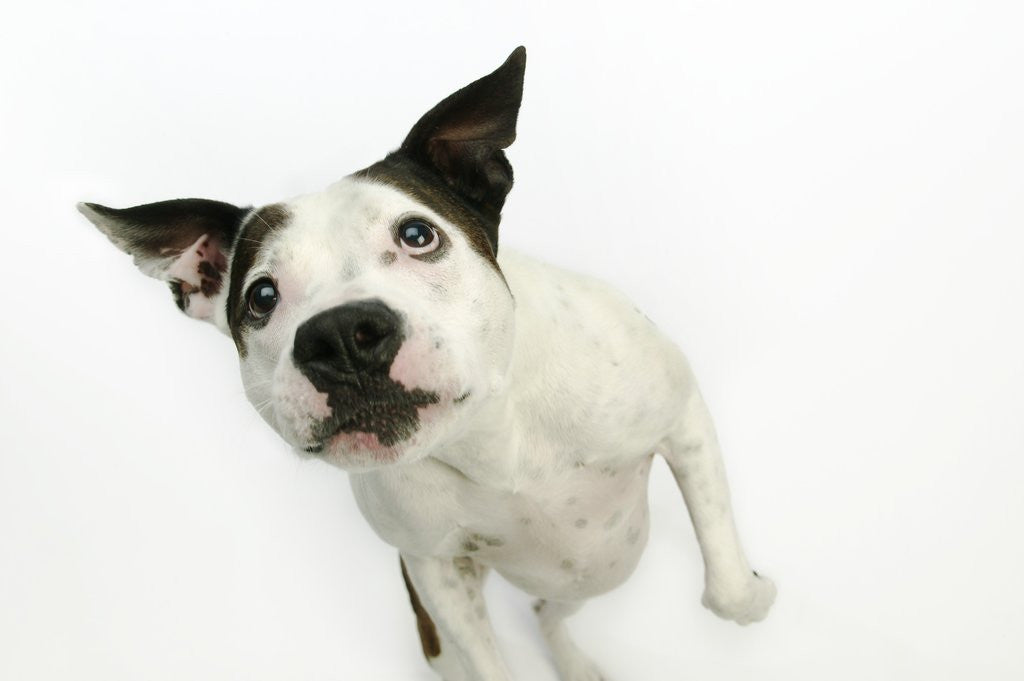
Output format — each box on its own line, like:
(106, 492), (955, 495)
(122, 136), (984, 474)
(78, 198), (248, 323)
(399, 46), (526, 224)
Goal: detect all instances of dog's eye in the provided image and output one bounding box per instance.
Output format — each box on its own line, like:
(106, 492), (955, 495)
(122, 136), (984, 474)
(398, 219), (439, 254)
(247, 278), (279, 319)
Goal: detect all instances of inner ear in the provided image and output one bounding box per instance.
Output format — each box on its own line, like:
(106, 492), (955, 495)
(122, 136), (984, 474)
(78, 198), (248, 322)
(163, 231), (232, 319)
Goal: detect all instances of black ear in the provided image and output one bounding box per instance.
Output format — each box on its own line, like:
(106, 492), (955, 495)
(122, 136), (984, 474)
(78, 198), (248, 322)
(399, 46), (526, 225)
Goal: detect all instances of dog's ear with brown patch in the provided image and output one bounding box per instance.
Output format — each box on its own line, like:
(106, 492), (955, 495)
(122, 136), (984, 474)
(78, 198), (248, 323)
(400, 46), (526, 225)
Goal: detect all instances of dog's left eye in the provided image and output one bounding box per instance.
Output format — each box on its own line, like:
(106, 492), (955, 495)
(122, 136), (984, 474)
(398, 219), (439, 254)
(247, 278), (279, 319)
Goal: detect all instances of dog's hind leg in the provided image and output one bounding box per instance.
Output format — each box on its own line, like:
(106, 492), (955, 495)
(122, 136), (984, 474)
(661, 382), (776, 625)
(534, 599), (608, 681)
(401, 554), (507, 681)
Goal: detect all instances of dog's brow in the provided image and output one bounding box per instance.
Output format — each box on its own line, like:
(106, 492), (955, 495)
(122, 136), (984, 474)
(226, 203), (292, 355)
(355, 156), (500, 269)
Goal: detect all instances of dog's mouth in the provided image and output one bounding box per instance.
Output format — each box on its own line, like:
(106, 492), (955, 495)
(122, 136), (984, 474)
(300, 373), (441, 453)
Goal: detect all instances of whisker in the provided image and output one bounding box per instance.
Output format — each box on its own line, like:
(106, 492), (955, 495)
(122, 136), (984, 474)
(251, 210), (277, 233)
(253, 399), (275, 415)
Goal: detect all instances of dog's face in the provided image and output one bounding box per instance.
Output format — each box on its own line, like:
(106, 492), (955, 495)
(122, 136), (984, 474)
(80, 48), (526, 470)
(228, 177), (517, 469)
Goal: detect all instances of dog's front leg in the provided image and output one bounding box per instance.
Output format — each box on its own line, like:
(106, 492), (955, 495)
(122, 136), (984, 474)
(401, 553), (511, 681)
(663, 384), (777, 625)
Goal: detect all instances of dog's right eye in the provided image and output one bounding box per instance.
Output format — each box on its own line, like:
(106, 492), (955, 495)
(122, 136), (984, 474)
(398, 219), (440, 255)
(247, 278), (279, 319)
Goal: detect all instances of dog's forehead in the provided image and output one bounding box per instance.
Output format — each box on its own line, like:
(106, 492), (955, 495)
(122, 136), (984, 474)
(238, 179), (439, 282)
(284, 178), (427, 250)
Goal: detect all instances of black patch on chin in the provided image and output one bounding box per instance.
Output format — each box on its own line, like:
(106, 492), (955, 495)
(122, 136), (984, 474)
(308, 372), (439, 448)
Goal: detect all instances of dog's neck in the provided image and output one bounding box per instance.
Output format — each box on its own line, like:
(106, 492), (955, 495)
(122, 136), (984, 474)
(428, 379), (523, 490)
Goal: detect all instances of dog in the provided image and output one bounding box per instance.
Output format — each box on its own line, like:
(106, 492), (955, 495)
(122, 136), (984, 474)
(79, 46), (775, 681)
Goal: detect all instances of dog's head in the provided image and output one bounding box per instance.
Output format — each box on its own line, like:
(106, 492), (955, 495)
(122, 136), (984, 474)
(80, 48), (526, 470)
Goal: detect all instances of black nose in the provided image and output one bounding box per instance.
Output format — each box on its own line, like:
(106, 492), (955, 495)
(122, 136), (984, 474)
(293, 300), (403, 382)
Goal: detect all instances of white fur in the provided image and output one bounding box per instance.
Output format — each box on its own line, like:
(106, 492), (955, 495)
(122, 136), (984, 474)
(226, 176), (775, 680)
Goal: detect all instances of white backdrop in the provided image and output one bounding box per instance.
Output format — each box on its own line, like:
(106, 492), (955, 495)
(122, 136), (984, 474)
(2, 1), (1023, 679)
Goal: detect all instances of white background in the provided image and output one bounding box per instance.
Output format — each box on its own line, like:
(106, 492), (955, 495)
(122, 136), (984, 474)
(2, 1), (1022, 679)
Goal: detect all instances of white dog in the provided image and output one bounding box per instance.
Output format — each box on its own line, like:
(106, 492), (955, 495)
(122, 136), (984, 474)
(79, 46), (775, 681)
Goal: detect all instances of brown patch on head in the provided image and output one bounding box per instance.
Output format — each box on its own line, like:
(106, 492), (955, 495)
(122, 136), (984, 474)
(226, 203), (292, 355)
(400, 558), (441, 659)
(379, 250), (397, 266)
(389, 47), (524, 249)
(355, 155), (500, 269)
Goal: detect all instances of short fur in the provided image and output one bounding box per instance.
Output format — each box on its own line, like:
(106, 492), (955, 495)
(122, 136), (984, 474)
(79, 47), (775, 681)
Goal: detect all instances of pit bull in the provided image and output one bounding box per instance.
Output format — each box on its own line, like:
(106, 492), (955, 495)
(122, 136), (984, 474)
(79, 46), (775, 681)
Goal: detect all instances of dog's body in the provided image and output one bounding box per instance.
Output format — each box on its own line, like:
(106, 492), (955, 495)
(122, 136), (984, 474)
(80, 48), (774, 680)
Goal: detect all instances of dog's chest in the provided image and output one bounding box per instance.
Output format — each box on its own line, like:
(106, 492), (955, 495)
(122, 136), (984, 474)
(350, 453), (655, 600)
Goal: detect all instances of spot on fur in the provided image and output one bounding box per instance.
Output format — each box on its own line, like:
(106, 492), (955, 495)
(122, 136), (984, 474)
(471, 533), (504, 547)
(604, 510), (623, 530)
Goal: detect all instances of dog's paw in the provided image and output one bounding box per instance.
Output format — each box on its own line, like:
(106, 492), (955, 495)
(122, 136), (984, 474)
(701, 571), (776, 625)
(546, 634), (611, 681)
(555, 655), (610, 681)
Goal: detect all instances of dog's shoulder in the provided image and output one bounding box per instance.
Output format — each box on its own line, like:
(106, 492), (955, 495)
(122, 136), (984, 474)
(497, 248), (693, 453)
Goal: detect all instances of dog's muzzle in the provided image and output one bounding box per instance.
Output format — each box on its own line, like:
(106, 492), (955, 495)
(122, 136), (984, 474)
(291, 300), (439, 450)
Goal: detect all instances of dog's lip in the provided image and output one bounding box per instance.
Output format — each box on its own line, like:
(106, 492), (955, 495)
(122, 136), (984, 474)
(301, 390), (468, 454)
(302, 404), (406, 453)
(302, 421), (352, 454)
(304, 426), (390, 458)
